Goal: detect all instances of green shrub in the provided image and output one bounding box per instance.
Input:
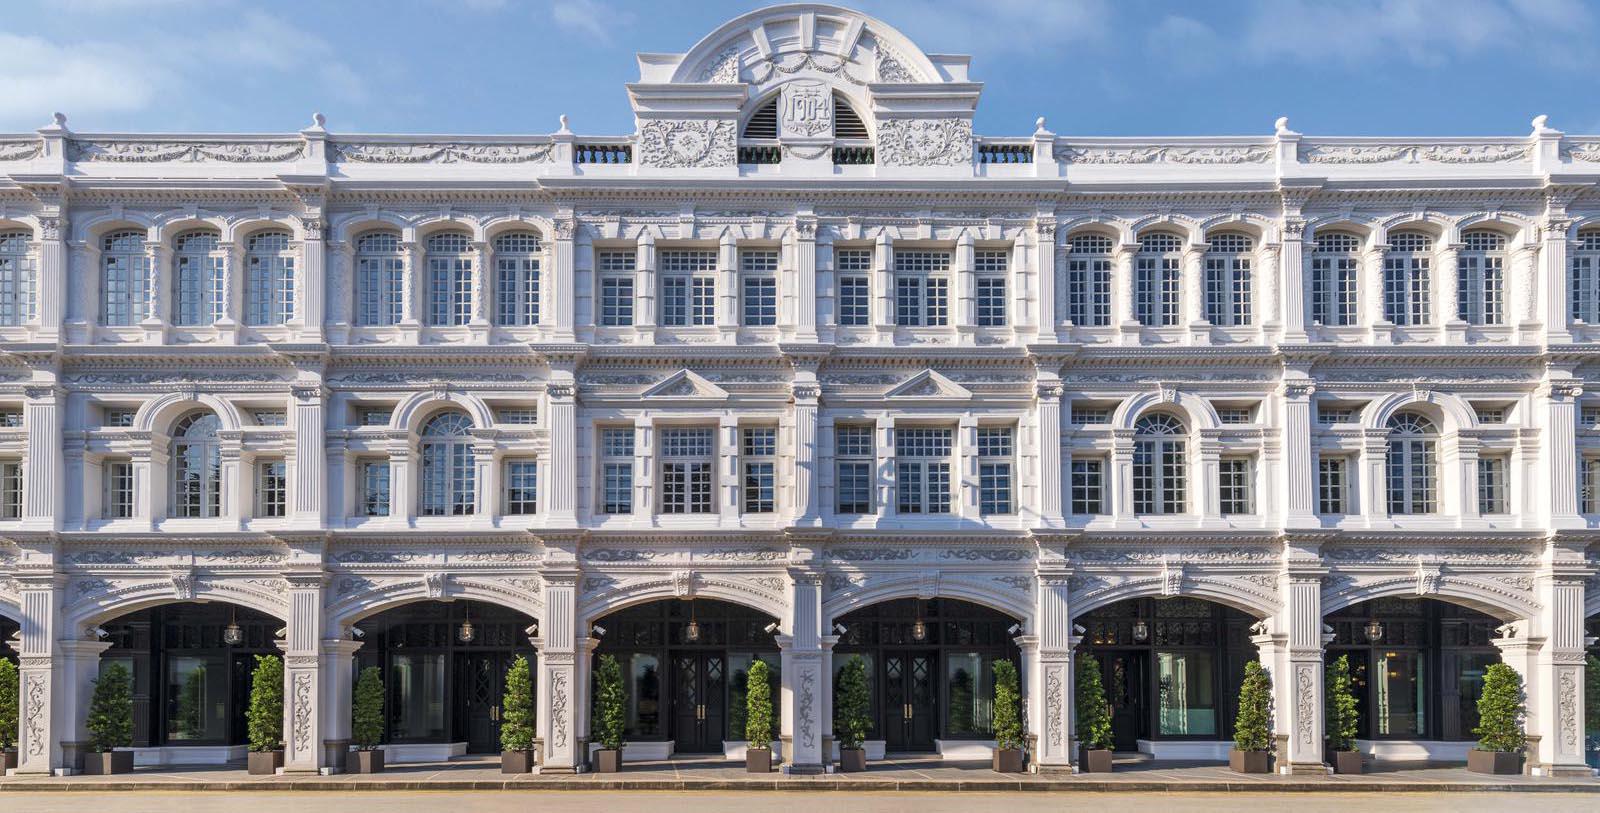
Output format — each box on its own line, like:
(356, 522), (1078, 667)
(1586, 655), (1600, 736)
(0, 659), (18, 752)
(833, 656), (871, 751)
(992, 659), (1023, 751)
(1074, 654), (1113, 751)
(594, 654), (626, 751)
(86, 662), (134, 753)
(1474, 662), (1526, 753)
(246, 654), (283, 753)
(1325, 655), (1360, 753)
(499, 655), (536, 752)
(744, 659), (774, 748)
(1233, 660), (1272, 753)
(352, 666), (385, 751)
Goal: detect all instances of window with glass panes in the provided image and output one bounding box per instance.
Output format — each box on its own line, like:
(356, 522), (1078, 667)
(355, 232), (404, 326)
(0, 461), (18, 520)
(170, 412), (221, 518)
(1571, 231), (1600, 324)
(256, 460), (286, 518)
(172, 230), (223, 326)
(836, 248), (871, 327)
(741, 427), (777, 513)
(974, 250), (1008, 327)
(1070, 457), (1106, 515)
(1386, 413), (1437, 515)
(0, 231), (34, 326)
(1135, 233), (1182, 326)
(893, 250), (950, 327)
(0, 411), (19, 428)
(660, 250), (716, 327)
(894, 427), (952, 514)
(1477, 456), (1507, 515)
(103, 460), (134, 519)
(1218, 457), (1253, 515)
(101, 229), (149, 326)
(1583, 457), (1600, 513)
(597, 250), (636, 326)
(1384, 231), (1432, 326)
(1065, 234), (1113, 326)
(245, 231), (295, 326)
(740, 250), (778, 326)
(660, 427), (714, 514)
(1203, 233), (1252, 326)
(834, 424), (874, 515)
(419, 412), (476, 516)
(977, 427), (1014, 514)
(1310, 231), (1360, 326)
(1133, 413), (1186, 514)
(1318, 456), (1349, 515)
(426, 232), (473, 327)
(360, 460), (390, 517)
(504, 460), (538, 514)
(599, 427), (635, 514)
(494, 231), (541, 326)
(1457, 230), (1505, 325)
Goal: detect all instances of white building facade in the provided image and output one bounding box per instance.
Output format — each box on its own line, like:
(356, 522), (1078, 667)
(1, 2), (1599, 778)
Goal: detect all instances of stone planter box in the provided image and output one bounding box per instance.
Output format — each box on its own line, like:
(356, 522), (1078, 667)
(247, 750), (283, 775)
(353, 749), (385, 774)
(1229, 748), (1270, 774)
(1078, 747), (1113, 773)
(992, 748), (1024, 773)
(82, 750), (135, 775)
(838, 747), (867, 772)
(1467, 749), (1521, 775)
(746, 747), (772, 773)
(2, 749), (15, 772)
(594, 748), (622, 773)
(500, 749), (535, 774)
(1331, 750), (1362, 775)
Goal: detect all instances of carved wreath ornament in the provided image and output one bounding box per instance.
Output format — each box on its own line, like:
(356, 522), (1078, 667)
(877, 118), (973, 167)
(637, 120), (736, 168)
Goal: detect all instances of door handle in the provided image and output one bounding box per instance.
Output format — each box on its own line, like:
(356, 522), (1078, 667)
(904, 703), (912, 719)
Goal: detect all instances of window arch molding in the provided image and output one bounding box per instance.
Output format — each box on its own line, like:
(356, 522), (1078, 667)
(1131, 410), (1189, 515)
(1360, 390), (1475, 434)
(1110, 389), (1221, 432)
(416, 409), (479, 517)
(392, 390), (494, 435)
(132, 391), (246, 435)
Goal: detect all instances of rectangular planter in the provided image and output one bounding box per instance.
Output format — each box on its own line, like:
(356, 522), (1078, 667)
(992, 748), (1024, 773)
(1229, 748), (1271, 774)
(82, 750), (134, 775)
(501, 749), (535, 774)
(1078, 747), (1113, 773)
(838, 747), (867, 773)
(1331, 750), (1363, 775)
(353, 749), (385, 774)
(746, 748), (772, 773)
(1467, 749), (1522, 775)
(594, 748), (622, 773)
(2, 749), (15, 772)
(247, 750), (283, 776)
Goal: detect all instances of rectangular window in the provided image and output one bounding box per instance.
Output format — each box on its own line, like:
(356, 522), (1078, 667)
(255, 460), (287, 518)
(428, 252), (473, 327)
(660, 426), (714, 514)
(1384, 255), (1430, 326)
(1583, 458), (1600, 514)
(1572, 251), (1600, 323)
(740, 250), (778, 327)
(1457, 253), (1504, 326)
(1318, 457), (1348, 515)
(0, 410), (21, 428)
(977, 426), (1014, 515)
(597, 251), (636, 327)
(894, 427), (952, 514)
(356, 252), (404, 326)
(1317, 406), (1356, 425)
(1477, 456), (1507, 515)
(1218, 457), (1253, 515)
(974, 250), (1008, 327)
(741, 426), (777, 513)
(1066, 255), (1112, 327)
(1072, 407), (1111, 425)
(1583, 406), (1600, 428)
(0, 247), (36, 327)
(102, 251), (149, 326)
(1203, 255), (1251, 326)
(1135, 253), (1181, 326)
(1070, 457), (1106, 515)
(0, 461), (20, 520)
(252, 410), (286, 427)
(836, 249), (871, 327)
(893, 250), (951, 327)
(834, 424), (874, 515)
(495, 254), (540, 327)
(495, 408), (538, 425)
(504, 460), (538, 514)
(103, 460), (134, 519)
(1473, 407), (1506, 424)
(1216, 407), (1254, 425)
(246, 251), (295, 326)
(659, 250), (716, 327)
(360, 460), (390, 517)
(359, 408), (392, 427)
(599, 427), (635, 514)
(1310, 255), (1359, 326)
(104, 409), (137, 428)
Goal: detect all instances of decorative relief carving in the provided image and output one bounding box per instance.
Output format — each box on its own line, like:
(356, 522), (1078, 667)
(877, 119), (973, 167)
(1296, 666), (1315, 746)
(834, 548), (914, 562)
(1044, 669), (1063, 747)
(636, 119), (736, 168)
(552, 671), (570, 748)
(585, 548), (662, 562)
(292, 672), (313, 756)
(169, 569), (196, 600)
(749, 50), (867, 86)
(940, 548), (1032, 562)
(1324, 546), (1535, 565)
(993, 575), (1032, 592)
(422, 572), (447, 599)
(875, 47), (915, 83)
(1055, 144), (1271, 165)
(1299, 143), (1528, 164)
(798, 668), (817, 749)
(1564, 141), (1600, 162)
(698, 547), (785, 562)
(333, 549), (426, 564)
(25, 679), (46, 756)
(68, 140), (306, 163)
(1069, 546), (1276, 564)
(330, 141), (554, 164)
(1559, 669), (1578, 751)
(697, 46), (742, 83)
(455, 549), (542, 563)
(0, 140), (43, 161)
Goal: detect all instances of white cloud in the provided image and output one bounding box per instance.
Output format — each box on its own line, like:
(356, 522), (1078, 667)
(551, 0), (635, 45)
(864, 0), (1110, 54)
(0, 33), (166, 129)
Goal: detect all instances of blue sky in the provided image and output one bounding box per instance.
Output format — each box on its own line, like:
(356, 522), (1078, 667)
(1, 0), (1592, 137)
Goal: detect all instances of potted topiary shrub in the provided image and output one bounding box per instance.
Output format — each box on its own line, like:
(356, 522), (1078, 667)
(1468, 662), (1525, 775)
(1229, 660), (1272, 774)
(0, 658), (17, 773)
(744, 659), (775, 773)
(1324, 654), (1362, 774)
(834, 656), (870, 772)
(500, 655), (537, 774)
(351, 666), (386, 774)
(246, 654), (285, 775)
(593, 654), (625, 773)
(82, 662), (134, 775)
(1075, 654), (1114, 773)
(1587, 655), (1600, 770)
(991, 659), (1024, 773)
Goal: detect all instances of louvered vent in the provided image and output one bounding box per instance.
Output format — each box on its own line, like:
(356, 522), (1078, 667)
(743, 97), (778, 139)
(834, 96), (869, 139)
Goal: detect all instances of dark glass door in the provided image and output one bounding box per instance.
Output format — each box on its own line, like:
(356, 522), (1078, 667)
(1103, 652), (1146, 751)
(457, 653), (504, 753)
(672, 653), (726, 753)
(883, 651), (937, 751)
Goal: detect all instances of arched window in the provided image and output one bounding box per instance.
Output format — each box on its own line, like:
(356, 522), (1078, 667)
(0, 230), (35, 326)
(172, 230), (223, 327)
(1571, 230), (1600, 324)
(426, 232), (473, 327)
(171, 412), (222, 518)
(1065, 233), (1113, 327)
(1384, 231), (1432, 326)
(355, 231), (404, 326)
(1310, 231), (1361, 327)
(101, 229), (149, 326)
(245, 230), (295, 326)
(1133, 412), (1187, 514)
(1135, 233), (1182, 327)
(419, 411), (476, 516)
(1203, 232), (1252, 326)
(1385, 412), (1437, 515)
(493, 231), (541, 326)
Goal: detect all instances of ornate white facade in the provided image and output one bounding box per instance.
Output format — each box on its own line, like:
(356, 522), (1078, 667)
(1, 3), (1598, 778)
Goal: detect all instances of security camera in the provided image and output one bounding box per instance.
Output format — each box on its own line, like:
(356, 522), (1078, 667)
(1072, 624), (1087, 636)
(349, 626), (366, 640)
(87, 626), (109, 640)
(525, 622), (540, 637)
(274, 627), (288, 639)
(764, 622), (780, 634)
(1007, 623), (1023, 635)
(833, 623), (847, 635)
(591, 624), (607, 639)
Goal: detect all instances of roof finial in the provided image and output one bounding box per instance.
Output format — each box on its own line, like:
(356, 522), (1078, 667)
(1274, 116), (1290, 135)
(558, 114), (571, 135)
(52, 112), (67, 127)
(1531, 114), (1550, 134)
(312, 111), (326, 128)
(1034, 116), (1047, 135)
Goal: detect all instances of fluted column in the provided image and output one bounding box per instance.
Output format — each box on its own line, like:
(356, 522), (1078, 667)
(298, 216), (326, 341)
(1035, 219), (1057, 340)
(1279, 219), (1308, 342)
(1364, 245), (1389, 344)
(327, 240), (353, 344)
(279, 569), (328, 773)
(792, 381), (820, 524)
(778, 570), (827, 773)
(1036, 382), (1064, 527)
(793, 217), (818, 341)
(318, 638), (362, 773)
(1115, 242), (1139, 345)
(33, 212), (66, 341)
(1533, 553), (1591, 776)
(1183, 242), (1208, 345)
(13, 573), (66, 774)
(1278, 538), (1331, 774)
(1540, 215), (1571, 343)
(1438, 242), (1464, 342)
(537, 555), (582, 772)
(22, 384), (62, 531)
(1033, 560), (1073, 770)
(291, 383), (327, 526)
(545, 382), (578, 526)
(1542, 378), (1583, 529)
(552, 217), (576, 341)
(1279, 379), (1317, 529)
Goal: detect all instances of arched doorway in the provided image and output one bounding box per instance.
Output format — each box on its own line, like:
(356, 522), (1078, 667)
(592, 598), (780, 757)
(352, 600), (537, 758)
(1074, 597), (1258, 755)
(832, 598), (1021, 754)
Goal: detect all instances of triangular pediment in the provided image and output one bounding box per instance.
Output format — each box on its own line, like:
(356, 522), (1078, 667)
(642, 369), (729, 401)
(885, 369), (971, 401)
